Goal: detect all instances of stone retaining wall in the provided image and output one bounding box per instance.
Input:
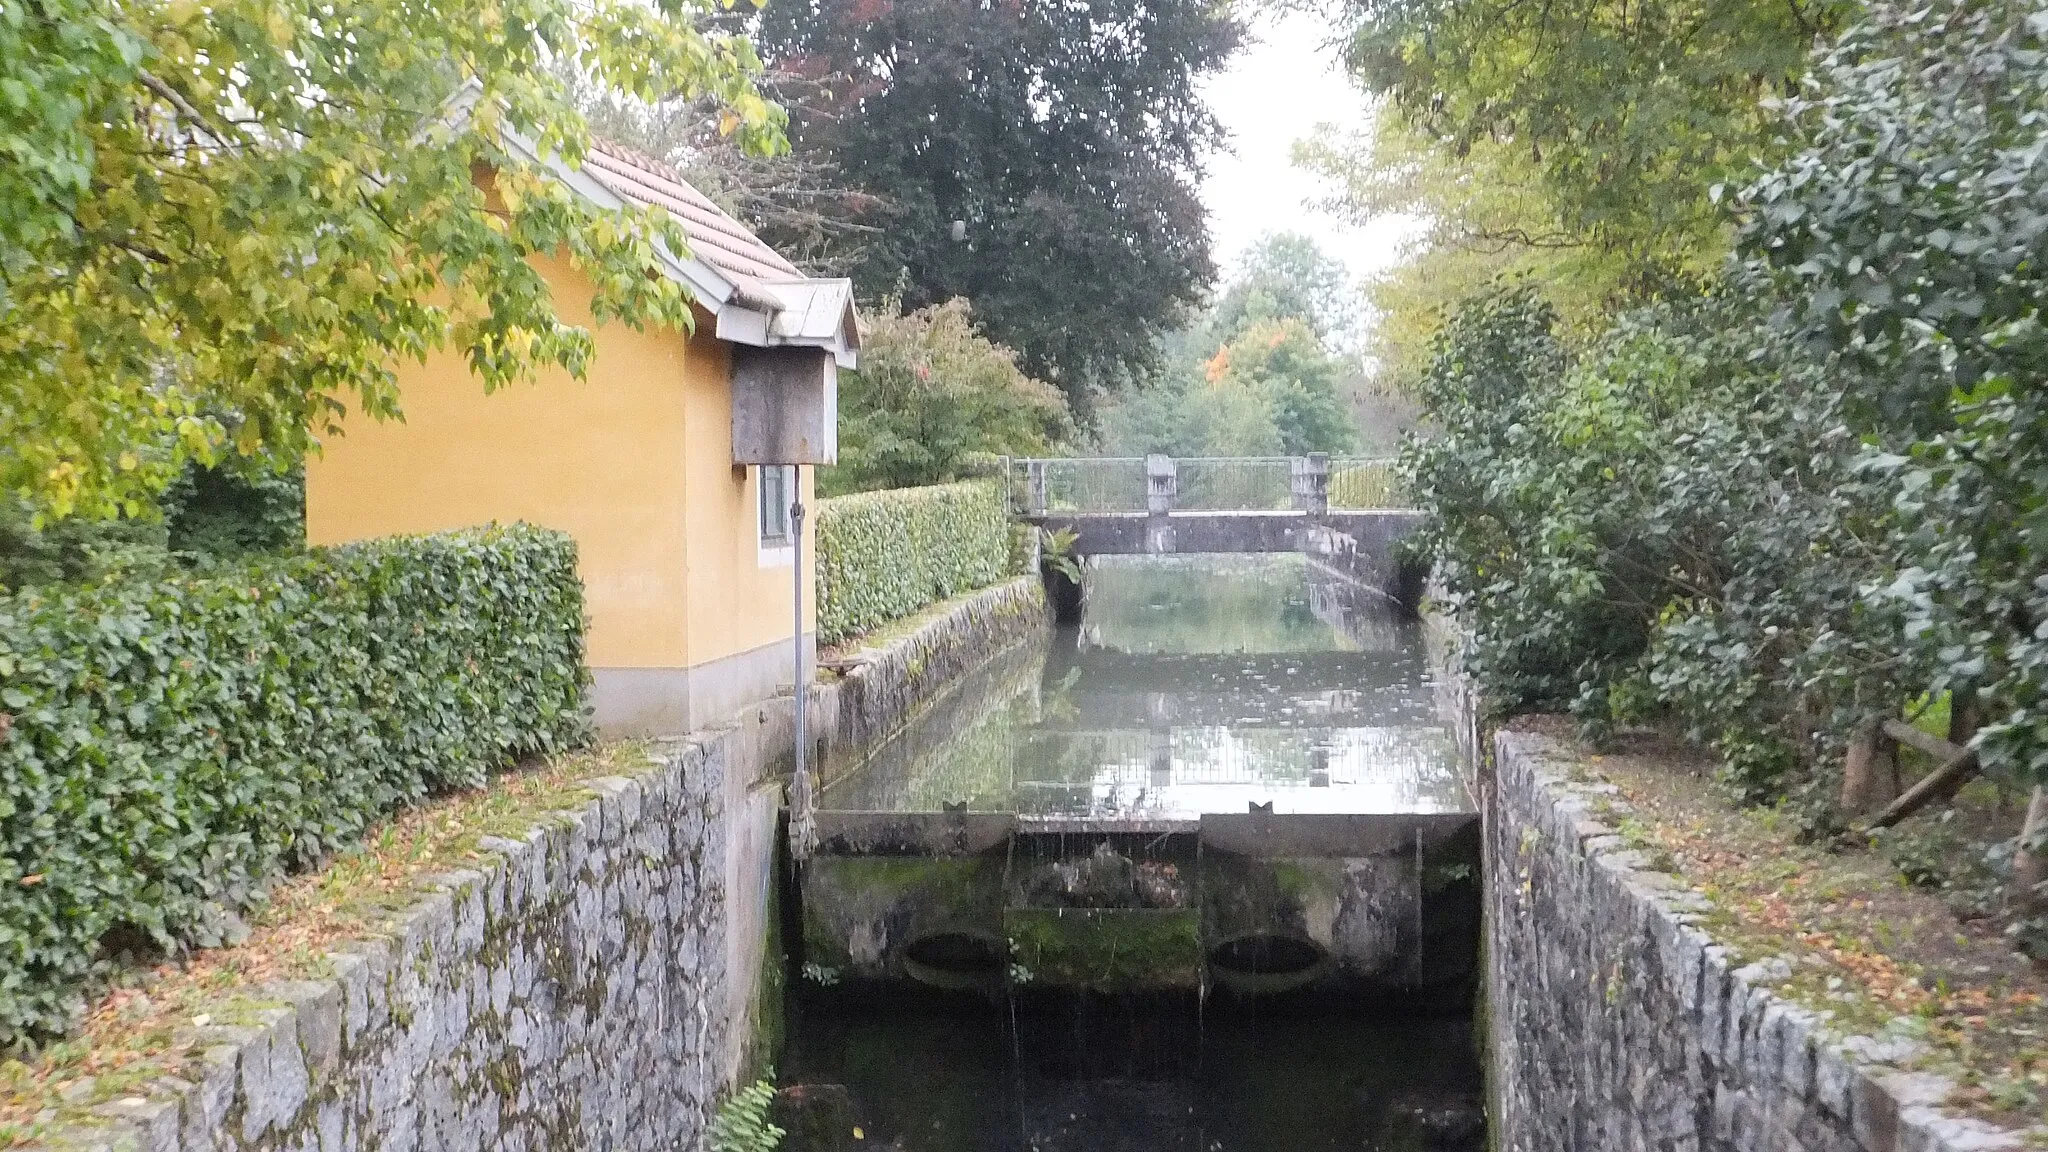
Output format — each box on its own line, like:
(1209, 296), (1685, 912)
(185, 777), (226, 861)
(38, 577), (1048, 1152)
(817, 575), (1048, 764)
(1486, 730), (2028, 1152)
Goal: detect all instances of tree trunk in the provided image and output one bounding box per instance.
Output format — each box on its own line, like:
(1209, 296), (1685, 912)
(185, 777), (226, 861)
(1839, 721), (1900, 818)
(1948, 693), (1980, 749)
(2011, 787), (2048, 920)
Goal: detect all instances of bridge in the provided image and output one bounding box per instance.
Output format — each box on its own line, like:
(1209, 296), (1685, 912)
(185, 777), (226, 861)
(1009, 454), (1425, 607)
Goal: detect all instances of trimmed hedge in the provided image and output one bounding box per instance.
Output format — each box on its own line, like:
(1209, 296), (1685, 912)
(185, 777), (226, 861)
(0, 524), (586, 1046)
(816, 479), (1014, 645)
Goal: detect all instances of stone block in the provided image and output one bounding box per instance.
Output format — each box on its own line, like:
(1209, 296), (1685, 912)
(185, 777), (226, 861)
(274, 979), (344, 1080)
(1852, 1067), (1905, 1151)
(1780, 1009), (1820, 1102)
(91, 1093), (180, 1151)
(239, 1008), (312, 1143)
(1897, 1107), (2025, 1152)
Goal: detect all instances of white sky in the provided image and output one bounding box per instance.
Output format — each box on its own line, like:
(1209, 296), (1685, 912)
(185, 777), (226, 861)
(1198, 7), (1423, 329)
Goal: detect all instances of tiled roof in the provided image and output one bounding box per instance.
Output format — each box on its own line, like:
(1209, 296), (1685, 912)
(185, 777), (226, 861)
(583, 141), (802, 302)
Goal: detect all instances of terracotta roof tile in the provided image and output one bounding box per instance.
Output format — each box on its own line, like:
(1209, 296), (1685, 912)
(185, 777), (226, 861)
(583, 141), (802, 299)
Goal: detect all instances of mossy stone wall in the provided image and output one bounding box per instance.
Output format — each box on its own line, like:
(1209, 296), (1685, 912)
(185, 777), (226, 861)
(1487, 732), (2027, 1152)
(34, 576), (1052, 1152)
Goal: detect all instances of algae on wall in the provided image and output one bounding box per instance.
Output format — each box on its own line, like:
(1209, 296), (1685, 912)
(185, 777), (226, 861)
(1004, 909), (1204, 992)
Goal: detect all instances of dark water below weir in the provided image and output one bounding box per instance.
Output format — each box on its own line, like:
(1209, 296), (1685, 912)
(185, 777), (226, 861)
(785, 556), (1484, 1151)
(822, 554), (1469, 819)
(783, 996), (1483, 1152)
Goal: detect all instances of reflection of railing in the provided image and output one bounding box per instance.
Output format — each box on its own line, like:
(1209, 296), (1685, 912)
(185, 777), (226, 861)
(1009, 455), (1405, 515)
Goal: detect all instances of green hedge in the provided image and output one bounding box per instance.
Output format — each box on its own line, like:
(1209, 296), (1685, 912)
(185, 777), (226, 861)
(816, 479), (1014, 645)
(0, 524), (586, 1046)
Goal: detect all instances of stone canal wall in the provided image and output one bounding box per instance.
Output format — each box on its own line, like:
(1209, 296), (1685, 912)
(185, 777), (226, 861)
(43, 578), (1047, 1152)
(1485, 731), (2024, 1152)
(818, 575), (1050, 767)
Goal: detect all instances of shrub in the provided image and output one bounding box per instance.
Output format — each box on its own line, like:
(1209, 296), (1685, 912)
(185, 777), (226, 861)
(1405, 284), (1913, 801)
(823, 298), (1071, 497)
(0, 524), (587, 1047)
(815, 480), (1012, 645)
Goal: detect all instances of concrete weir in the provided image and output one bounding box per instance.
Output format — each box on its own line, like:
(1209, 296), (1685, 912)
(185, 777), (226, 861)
(798, 808), (1481, 1006)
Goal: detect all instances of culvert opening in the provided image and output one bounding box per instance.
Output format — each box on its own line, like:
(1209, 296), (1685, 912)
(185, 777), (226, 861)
(1206, 933), (1325, 977)
(900, 931), (1005, 989)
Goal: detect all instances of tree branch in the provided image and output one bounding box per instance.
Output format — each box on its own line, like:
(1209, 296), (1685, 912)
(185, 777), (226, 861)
(136, 69), (241, 149)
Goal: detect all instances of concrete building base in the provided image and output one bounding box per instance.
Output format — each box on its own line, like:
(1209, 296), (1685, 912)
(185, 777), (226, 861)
(589, 632), (818, 737)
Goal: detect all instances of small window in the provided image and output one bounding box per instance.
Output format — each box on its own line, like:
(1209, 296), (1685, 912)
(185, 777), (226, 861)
(758, 465), (794, 547)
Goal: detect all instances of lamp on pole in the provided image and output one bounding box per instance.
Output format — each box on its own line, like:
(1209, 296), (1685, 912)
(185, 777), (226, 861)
(788, 468), (815, 861)
(730, 343), (839, 866)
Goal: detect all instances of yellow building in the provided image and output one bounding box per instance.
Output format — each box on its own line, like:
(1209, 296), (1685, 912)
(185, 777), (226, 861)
(306, 141), (857, 736)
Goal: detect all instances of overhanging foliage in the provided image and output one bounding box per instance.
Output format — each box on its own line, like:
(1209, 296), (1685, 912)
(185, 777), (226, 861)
(1403, 0), (2048, 941)
(0, 0), (781, 520)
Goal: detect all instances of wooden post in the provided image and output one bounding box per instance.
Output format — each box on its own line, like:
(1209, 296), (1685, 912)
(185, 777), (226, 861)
(1949, 692), (1980, 748)
(1865, 718), (1980, 828)
(2012, 787), (2048, 920)
(1839, 719), (1900, 818)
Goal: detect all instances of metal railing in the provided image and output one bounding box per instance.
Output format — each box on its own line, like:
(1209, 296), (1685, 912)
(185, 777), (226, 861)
(1007, 456), (1147, 514)
(1327, 457), (1402, 509)
(1009, 455), (1405, 515)
(1174, 457), (1296, 511)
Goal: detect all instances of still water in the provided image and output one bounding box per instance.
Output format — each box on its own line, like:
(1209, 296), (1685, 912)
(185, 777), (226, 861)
(822, 554), (1469, 819)
(782, 1000), (1483, 1152)
(785, 556), (1483, 1152)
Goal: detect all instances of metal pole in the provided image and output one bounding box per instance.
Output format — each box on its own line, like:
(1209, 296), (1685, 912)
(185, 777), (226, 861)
(790, 465), (815, 862)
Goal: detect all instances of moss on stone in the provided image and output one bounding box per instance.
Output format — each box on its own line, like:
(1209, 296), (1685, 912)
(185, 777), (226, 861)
(1005, 909), (1203, 992)
(800, 856), (1001, 970)
(743, 869), (787, 1084)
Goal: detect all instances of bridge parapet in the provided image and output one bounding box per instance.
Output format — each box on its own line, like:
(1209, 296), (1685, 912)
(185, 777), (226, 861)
(1010, 455), (1422, 606)
(1009, 454), (1402, 517)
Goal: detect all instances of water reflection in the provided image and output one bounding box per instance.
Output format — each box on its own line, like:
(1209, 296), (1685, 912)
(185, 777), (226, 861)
(824, 555), (1468, 819)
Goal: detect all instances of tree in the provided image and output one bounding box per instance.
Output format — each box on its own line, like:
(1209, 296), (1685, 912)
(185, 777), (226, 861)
(1206, 319), (1357, 455)
(1294, 115), (1660, 397)
(1211, 232), (1360, 350)
(825, 298), (1071, 495)
(1097, 318), (1359, 458)
(1096, 371), (1282, 458)
(749, 0), (1242, 398)
(565, 65), (883, 276)
(1739, 0), (2048, 849)
(1333, 0), (1850, 271)
(1096, 233), (1363, 458)
(1, 0), (781, 520)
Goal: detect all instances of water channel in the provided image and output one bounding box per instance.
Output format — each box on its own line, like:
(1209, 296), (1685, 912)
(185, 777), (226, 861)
(781, 555), (1485, 1151)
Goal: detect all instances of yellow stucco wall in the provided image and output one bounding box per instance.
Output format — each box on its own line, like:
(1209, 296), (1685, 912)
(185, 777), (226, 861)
(305, 249), (812, 677)
(681, 337), (817, 671)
